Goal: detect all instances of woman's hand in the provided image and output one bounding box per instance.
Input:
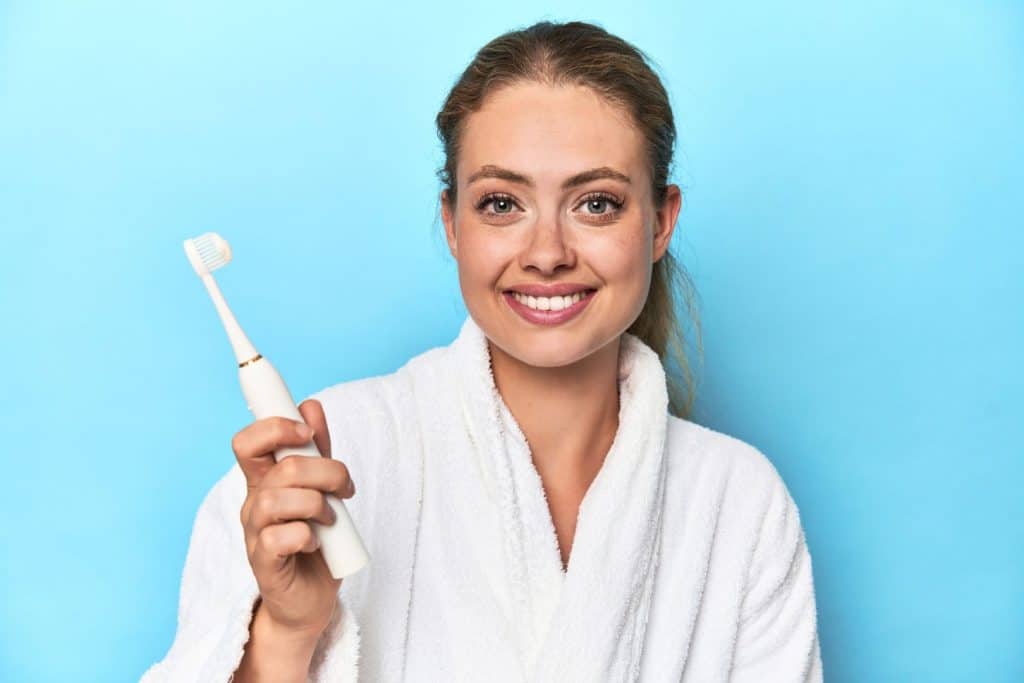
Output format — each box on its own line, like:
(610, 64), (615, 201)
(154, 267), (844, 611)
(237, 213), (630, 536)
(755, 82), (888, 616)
(231, 399), (355, 643)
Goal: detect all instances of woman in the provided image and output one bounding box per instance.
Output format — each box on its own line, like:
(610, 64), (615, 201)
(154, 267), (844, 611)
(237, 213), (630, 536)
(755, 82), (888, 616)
(143, 20), (822, 682)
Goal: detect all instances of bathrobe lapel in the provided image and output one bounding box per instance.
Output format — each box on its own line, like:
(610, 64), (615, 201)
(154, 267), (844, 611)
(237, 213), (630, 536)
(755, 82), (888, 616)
(449, 316), (670, 682)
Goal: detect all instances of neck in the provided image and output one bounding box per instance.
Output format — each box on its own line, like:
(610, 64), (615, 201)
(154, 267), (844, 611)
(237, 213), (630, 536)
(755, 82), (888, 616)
(488, 336), (621, 482)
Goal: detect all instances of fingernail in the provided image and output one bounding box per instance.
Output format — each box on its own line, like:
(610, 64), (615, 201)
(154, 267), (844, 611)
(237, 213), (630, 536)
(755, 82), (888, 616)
(296, 423), (313, 439)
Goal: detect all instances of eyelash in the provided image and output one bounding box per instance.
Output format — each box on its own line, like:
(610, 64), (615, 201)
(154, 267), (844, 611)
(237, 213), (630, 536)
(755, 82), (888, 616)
(474, 192), (625, 222)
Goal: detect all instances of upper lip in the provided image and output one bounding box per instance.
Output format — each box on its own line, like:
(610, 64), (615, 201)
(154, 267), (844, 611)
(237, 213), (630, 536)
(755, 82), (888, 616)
(503, 283), (597, 297)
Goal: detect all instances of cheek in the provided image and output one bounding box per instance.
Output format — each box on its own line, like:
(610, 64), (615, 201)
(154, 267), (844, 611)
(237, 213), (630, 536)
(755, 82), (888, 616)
(590, 231), (650, 286)
(456, 225), (511, 285)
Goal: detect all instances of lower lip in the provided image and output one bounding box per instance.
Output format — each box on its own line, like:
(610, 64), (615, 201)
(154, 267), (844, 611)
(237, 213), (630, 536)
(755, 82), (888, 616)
(502, 290), (596, 326)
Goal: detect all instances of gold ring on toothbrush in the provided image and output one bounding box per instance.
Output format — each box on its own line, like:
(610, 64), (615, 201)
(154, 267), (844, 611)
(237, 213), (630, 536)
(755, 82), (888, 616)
(238, 354), (263, 368)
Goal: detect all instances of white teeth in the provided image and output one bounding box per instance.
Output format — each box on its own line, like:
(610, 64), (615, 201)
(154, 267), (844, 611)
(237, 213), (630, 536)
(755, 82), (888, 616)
(511, 290), (591, 311)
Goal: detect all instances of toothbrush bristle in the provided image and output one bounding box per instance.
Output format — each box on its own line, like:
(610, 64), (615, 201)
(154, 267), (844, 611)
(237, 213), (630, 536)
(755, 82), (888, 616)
(187, 232), (232, 273)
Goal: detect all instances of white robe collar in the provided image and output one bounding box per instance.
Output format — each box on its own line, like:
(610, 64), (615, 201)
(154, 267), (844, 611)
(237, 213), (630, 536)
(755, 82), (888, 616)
(449, 315), (671, 681)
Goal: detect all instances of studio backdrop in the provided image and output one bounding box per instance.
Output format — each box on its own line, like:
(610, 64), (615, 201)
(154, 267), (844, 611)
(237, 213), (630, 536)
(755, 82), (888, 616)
(0, 1), (1021, 681)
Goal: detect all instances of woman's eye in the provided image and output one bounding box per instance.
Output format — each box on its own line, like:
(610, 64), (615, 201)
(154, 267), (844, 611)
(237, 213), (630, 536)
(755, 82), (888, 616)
(577, 193), (624, 218)
(477, 194), (519, 215)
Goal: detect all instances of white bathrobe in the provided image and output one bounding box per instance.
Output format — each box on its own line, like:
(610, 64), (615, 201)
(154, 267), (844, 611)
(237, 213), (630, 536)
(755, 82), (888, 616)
(142, 315), (823, 682)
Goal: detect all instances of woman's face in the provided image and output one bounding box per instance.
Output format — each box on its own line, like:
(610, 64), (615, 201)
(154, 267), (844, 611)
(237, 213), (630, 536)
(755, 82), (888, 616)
(441, 81), (681, 368)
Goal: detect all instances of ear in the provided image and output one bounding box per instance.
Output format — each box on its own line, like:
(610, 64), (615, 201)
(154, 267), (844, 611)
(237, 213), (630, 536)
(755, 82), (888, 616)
(441, 189), (458, 259)
(652, 184), (682, 263)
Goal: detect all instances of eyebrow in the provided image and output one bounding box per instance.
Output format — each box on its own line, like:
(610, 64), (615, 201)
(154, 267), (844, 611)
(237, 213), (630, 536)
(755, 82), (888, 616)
(466, 164), (632, 190)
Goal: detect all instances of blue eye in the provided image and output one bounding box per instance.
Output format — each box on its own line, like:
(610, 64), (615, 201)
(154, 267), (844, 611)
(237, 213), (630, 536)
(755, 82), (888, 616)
(476, 193), (519, 214)
(577, 193), (624, 222)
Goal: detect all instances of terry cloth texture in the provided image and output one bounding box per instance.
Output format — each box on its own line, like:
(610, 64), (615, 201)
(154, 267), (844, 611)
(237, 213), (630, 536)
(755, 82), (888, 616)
(141, 315), (822, 682)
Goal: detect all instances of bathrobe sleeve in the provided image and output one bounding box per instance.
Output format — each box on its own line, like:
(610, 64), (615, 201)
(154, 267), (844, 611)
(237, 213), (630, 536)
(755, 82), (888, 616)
(139, 462), (360, 682)
(731, 474), (823, 682)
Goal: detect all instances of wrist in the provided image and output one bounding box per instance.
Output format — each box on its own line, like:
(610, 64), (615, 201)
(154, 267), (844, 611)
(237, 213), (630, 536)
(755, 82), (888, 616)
(238, 601), (324, 683)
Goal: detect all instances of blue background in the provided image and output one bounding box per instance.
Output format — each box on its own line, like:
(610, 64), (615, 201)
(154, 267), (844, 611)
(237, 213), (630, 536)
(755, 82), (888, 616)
(1, 1), (1021, 680)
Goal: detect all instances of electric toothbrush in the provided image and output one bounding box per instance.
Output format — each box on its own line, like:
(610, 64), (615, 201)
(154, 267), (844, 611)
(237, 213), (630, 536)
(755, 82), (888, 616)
(183, 232), (370, 579)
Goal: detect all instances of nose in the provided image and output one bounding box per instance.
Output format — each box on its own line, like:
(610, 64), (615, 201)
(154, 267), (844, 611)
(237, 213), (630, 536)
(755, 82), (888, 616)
(518, 217), (576, 275)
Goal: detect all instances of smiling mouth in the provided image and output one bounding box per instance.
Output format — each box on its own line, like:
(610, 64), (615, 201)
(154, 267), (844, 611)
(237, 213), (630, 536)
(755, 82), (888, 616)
(507, 288), (596, 312)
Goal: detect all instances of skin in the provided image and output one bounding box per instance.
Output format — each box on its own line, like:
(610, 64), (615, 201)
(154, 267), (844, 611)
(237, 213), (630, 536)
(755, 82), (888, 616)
(229, 80), (682, 680)
(440, 81), (682, 571)
(232, 402), (356, 681)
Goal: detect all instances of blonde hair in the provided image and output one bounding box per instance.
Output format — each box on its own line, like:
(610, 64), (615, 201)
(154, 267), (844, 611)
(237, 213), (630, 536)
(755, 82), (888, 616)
(435, 20), (703, 418)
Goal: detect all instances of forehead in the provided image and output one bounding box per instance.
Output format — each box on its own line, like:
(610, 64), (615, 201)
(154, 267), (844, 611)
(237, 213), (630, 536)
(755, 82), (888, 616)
(457, 82), (646, 186)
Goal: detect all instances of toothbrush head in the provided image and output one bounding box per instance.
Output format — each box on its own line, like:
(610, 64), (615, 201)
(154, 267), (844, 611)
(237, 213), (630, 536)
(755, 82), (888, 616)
(184, 232), (233, 276)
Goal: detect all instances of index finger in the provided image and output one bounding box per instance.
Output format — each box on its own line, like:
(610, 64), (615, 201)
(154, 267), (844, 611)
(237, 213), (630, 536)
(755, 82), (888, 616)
(231, 415), (316, 490)
(297, 398), (332, 460)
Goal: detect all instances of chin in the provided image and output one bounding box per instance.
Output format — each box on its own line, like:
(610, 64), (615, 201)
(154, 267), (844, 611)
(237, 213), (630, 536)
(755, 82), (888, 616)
(497, 331), (601, 369)
(470, 297), (622, 368)
(513, 348), (586, 369)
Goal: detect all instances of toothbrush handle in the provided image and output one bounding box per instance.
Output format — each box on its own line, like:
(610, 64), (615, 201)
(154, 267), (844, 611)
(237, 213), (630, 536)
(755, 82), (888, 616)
(239, 356), (370, 579)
